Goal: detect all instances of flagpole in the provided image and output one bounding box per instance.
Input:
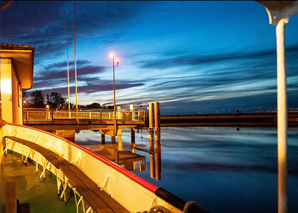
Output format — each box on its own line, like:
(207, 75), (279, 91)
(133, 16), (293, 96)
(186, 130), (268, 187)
(73, 3), (78, 122)
(65, 22), (70, 113)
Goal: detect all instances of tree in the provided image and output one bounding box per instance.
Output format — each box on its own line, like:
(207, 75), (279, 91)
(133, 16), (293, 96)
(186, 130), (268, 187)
(30, 90), (44, 108)
(46, 92), (66, 109)
(85, 103), (101, 109)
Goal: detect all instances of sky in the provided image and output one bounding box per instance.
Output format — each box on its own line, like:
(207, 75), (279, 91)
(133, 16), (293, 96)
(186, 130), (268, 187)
(1, 1), (298, 114)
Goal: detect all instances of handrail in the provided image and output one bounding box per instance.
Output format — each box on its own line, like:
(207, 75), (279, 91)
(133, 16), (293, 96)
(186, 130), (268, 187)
(23, 108), (145, 123)
(2, 121), (157, 193)
(2, 121), (204, 212)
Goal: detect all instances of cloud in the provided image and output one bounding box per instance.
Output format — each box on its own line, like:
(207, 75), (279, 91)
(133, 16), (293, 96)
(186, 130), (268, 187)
(44, 60), (91, 70)
(34, 65), (106, 81)
(0, 2), (153, 60)
(137, 45), (298, 69)
(28, 81), (144, 97)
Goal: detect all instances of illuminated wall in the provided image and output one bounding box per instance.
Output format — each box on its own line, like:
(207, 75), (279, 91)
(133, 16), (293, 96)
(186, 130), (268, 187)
(0, 62), (1, 125)
(0, 58), (23, 124)
(12, 64), (22, 124)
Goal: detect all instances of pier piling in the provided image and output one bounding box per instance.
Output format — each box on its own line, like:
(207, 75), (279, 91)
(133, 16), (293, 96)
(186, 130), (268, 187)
(155, 102), (161, 181)
(131, 129), (136, 153)
(149, 103), (155, 178)
(101, 134), (105, 144)
(118, 129), (123, 151)
(111, 136), (115, 144)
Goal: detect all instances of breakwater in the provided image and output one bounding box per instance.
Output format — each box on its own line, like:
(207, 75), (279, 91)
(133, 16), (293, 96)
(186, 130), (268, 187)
(157, 112), (298, 127)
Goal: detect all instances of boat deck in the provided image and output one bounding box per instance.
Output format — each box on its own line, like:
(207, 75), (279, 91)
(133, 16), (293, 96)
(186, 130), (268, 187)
(0, 152), (76, 212)
(3, 136), (129, 213)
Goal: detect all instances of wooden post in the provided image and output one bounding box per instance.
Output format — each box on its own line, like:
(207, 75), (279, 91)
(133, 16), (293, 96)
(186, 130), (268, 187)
(101, 134), (105, 144)
(118, 129), (123, 151)
(155, 102), (161, 181)
(155, 143), (161, 181)
(111, 136), (115, 144)
(149, 103), (155, 178)
(149, 103), (154, 129)
(6, 182), (17, 213)
(131, 128), (136, 153)
(114, 149), (119, 164)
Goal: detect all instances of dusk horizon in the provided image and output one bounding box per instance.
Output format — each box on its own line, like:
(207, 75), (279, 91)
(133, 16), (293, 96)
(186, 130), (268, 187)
(1, 1), (298, 114)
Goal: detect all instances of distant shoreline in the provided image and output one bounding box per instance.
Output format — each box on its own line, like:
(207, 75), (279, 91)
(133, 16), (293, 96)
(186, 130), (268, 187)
(157, 112), (298, 127)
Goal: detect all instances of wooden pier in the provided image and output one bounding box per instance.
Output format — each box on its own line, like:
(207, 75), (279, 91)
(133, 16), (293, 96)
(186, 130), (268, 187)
(159, 112), (298, 127)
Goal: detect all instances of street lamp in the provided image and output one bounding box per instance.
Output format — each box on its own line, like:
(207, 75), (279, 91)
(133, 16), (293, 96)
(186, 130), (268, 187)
(110, 53), (120, 136)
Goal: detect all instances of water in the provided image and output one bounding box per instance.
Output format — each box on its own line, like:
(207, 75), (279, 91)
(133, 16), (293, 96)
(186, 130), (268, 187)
(75, 127), (298, 213)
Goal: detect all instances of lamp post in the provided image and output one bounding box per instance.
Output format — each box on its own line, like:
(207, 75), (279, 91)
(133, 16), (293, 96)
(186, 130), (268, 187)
(73, 3), (78, 122)
(110, 53), (120, 136)
(65, 22), (70, 115)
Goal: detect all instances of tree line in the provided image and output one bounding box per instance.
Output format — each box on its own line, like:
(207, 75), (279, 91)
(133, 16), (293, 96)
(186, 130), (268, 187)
(25, 90), (114, 109)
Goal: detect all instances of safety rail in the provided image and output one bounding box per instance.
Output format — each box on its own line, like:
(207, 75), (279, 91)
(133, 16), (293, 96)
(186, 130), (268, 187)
(23, 108), (145, 123)
(1, 122), (187, 213)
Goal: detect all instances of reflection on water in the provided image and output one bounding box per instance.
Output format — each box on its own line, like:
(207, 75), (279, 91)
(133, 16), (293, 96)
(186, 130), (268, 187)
(75, 127), (298, 213)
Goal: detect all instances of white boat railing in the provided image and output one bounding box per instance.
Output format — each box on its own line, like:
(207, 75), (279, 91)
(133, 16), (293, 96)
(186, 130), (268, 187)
(2, 122), (182, 212)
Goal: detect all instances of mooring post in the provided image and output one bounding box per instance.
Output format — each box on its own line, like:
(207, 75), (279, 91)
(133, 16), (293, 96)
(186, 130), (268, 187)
(149, 102), (155, 178)
(131, 128), (136, 153)
(118, 129), (123, 151)
(155, 102), (161, 181)
(101, 134), (105, 144)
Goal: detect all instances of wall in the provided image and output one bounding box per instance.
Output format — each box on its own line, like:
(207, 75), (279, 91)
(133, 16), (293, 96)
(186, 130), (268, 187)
(0, 59), (13, 123)
(0, 59), (23, 125)
(11, 64), (22, 124)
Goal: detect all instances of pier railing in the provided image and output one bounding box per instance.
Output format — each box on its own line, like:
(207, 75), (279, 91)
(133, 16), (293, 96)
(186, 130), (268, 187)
(23, 108), (145, 123)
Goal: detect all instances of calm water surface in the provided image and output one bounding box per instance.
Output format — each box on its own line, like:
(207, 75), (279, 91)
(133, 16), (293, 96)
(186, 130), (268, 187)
(75, 127), (298, 213)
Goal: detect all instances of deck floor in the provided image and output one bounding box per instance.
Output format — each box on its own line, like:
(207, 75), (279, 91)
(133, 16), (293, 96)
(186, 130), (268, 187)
(0, 151), (77, 213)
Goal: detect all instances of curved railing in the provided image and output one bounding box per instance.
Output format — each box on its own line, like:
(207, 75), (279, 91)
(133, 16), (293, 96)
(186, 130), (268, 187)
(2, 121), (182, 212)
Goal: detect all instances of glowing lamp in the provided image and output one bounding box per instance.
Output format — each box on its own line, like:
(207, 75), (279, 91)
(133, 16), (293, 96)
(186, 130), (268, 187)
(115, 57), (120, 66)
(109, 52), (115, 58)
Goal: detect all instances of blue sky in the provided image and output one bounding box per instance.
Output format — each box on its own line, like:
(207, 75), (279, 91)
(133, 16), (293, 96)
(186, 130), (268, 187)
(1, 1), (298, 114)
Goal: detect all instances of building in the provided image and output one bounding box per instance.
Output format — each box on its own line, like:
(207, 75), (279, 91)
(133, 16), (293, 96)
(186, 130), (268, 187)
(0, 43), (34, 124)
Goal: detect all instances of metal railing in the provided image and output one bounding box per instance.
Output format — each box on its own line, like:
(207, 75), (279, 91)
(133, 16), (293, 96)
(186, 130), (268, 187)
(23, 108), (145, 123)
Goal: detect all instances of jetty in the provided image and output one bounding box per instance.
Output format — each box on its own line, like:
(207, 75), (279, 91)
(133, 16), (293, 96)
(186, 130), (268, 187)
(160, 112), (298, 127)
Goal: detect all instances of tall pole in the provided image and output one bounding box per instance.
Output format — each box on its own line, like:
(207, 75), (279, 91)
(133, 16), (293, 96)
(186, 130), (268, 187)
(65, 22), (70, 111)
(113, 55), (117, 136)
(256, 2), (298, 211)
(73, 3), (78, 121)
(276, 18), (288, 213)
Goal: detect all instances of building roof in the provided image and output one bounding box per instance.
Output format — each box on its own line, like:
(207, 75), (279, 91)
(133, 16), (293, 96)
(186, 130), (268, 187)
(1, 43), (34, 51)
(1, 43), (35, 89)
